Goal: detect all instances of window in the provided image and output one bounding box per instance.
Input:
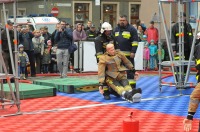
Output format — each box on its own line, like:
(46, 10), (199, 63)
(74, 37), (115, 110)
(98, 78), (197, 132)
(129, 2), (141, 25)
(73, 1), (92, 26)
(130, 4), (140, 24)
(101, 2), (119, 28)
(17, 8), (26, 16)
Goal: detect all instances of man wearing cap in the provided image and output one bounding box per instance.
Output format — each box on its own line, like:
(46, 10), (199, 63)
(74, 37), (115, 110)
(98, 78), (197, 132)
(1, 20), (14, 74)
(86, 24), (98, 41)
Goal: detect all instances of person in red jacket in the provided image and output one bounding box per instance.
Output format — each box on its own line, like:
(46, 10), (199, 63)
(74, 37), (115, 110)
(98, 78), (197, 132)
(145, 21), (159, 45)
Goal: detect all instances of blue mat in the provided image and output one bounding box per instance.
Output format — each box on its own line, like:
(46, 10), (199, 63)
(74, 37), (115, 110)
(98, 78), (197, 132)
(58, 75), (200, 119)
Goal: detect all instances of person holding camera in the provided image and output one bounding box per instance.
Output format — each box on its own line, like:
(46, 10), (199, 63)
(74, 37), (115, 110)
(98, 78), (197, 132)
(54, 20), (73, 78)
(18, 25), (36, 77)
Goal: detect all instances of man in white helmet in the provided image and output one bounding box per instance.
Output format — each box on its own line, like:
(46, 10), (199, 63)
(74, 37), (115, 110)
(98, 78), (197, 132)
(94, 22), (119, 100)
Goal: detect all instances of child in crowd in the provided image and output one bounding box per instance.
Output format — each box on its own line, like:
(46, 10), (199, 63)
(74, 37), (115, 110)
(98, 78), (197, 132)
(143, 43), (150, 71)
(18, 44), (29, 80)
(157, 44), (165, 62)
(47, 40), (54, 73)
(42, 46), (51, 74)
(149, 39), (158, 70)
(51, 45), (58, 73)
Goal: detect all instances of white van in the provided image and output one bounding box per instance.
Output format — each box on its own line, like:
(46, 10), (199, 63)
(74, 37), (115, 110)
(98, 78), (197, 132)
(8, 15), (59, 33)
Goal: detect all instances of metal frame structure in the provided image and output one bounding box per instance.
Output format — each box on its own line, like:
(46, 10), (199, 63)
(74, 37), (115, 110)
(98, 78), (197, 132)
(0, 0), (21, 117)
(158, 0), (200, 94)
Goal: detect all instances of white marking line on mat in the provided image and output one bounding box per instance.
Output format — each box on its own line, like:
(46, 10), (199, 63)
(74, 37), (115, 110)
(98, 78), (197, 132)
(22, 94), (189, 115)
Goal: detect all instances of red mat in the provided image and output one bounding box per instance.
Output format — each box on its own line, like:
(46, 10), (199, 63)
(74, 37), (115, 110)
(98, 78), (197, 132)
(0, 96), (199, 132)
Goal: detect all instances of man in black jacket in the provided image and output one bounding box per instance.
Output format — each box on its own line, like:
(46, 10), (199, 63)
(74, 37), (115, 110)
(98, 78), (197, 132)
(19, 25), (36, 77)
(1, 20), (14, 74)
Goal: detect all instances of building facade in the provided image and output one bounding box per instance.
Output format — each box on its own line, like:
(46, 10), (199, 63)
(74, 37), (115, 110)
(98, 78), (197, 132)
(0, 0), (197, 39)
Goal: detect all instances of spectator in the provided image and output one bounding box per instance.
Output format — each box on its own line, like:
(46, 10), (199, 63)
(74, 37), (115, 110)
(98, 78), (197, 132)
(136, 19), (146, 32)
(51, 23), (60, 46)
(40, 26), (51, 45)
(50, 45), (58, 73)
(73, 23), (87, 42)
(84, 20), (92, 31)
(143, 43), (150, 71)
(145, 21), (159, 45)
(18, 44), (29, 80)
(42, 46), (51, 74)
(19, 25), (36, 77)
(137, 25), (145, 42)
(86, 24), (98, 41)
(54, 20), (73, 78)
(46, 40), (54, 73)
(149, 40), (158, 70)
(32, 29), (45, 73)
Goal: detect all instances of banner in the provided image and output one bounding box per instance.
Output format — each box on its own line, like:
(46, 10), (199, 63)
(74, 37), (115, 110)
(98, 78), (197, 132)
(134, 42), (144, 70)
(83, 41), (98, 72)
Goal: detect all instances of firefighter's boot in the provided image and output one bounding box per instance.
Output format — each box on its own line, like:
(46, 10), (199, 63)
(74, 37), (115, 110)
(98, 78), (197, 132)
(122, 90), (133, 101)
(131, 88), (142, 103)
(103, 88), (111, 100)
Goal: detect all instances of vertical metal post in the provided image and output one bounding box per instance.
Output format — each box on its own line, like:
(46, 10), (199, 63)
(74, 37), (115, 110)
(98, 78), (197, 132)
(13, 0), (20, 112)
(177, 0), (183, 91)
(100, 0), (102, 27)
(44, 0), (47, 15)
(0, 24), (2, 73)
(184, 9), (200, 86)
(158, 2), (162, 92)
(3, 3), (16, 75)
(170, 2), (172, 40)
(159, 1), (178, 85)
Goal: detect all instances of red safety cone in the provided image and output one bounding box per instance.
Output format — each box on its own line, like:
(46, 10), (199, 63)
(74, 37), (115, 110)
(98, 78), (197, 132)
(123, 112), (139, 132)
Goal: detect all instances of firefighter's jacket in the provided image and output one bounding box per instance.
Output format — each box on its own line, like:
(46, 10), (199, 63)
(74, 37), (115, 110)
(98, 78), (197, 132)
(98, 51), (134, 84)
(171, 22), (193, 52)
(94, 33), (118, 59)
(194, 43), (200, 82)
(114, 24), (138, 56)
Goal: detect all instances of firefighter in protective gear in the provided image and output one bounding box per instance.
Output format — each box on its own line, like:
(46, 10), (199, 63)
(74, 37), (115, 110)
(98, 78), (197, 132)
(98, 44), (142, 103)
(94, 22), (119, 100)
(194, 34), (200, 83)
(86, 24), (98, 41)
(183, 83), (200, 131)
(171, 12), (193, 73)
(95, 22), (119, 62)
(114, 15), (138, 80)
